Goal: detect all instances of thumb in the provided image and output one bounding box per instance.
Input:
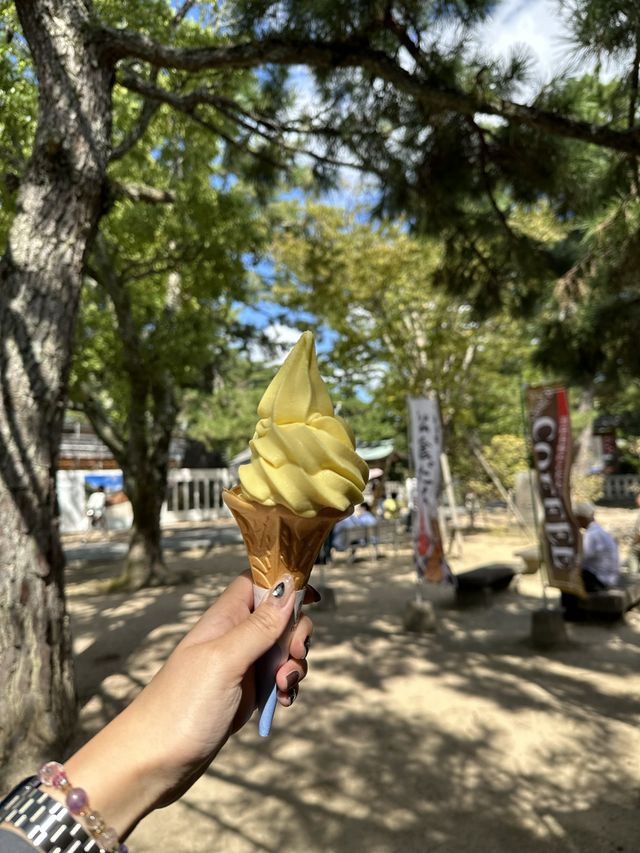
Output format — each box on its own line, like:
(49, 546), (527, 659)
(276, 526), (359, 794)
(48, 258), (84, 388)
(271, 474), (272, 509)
(217, 574), (296, 676)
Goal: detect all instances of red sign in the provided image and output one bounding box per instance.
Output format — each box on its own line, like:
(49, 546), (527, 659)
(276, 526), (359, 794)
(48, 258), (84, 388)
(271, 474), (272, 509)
(526, 385), (585, 597)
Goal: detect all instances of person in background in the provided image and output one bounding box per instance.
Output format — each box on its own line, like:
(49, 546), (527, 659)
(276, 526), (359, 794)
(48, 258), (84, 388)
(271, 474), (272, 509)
(561, 501), (620, 619)
(382, 491), (399, 520)
(331, 502), (378, 561)
(355, 501), (377, 527)
(86, 485), (107, 530)
(0, 573), (314, 853)
(370, 478), (385, 516)
(464, 489), (478, 529)
(331, 512), (361, 553)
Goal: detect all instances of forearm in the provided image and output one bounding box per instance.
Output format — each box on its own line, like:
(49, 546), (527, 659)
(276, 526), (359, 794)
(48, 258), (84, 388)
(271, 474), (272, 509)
(0, 574), (309, 851)
(57, 702), (166, 839)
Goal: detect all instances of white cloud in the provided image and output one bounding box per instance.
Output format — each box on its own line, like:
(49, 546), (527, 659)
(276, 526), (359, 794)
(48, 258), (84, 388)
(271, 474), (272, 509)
(474, 0), (571, 86)
(246, 322), (304, 366)
(474, 0), (623, 94)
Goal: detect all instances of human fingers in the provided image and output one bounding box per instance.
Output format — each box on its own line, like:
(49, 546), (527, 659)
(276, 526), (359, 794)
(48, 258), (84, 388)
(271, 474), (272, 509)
(214, 574), (296, 678)
(275, 657), (308, 698)
(289, 612), (313, 661)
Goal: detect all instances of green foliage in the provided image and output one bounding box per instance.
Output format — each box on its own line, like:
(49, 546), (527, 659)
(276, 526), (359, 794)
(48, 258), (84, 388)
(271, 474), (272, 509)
(183, 357), (274, 460)
(564, 0), (640, 60)
(67, 69), (273, 460)
(571, 472), (604, 504)
(269, 201), (542, 474)
(466, 434), (528, 501)
(0, 5), (36, 246)
(482, 434), (528, 490)
(5, 0), (640, 469)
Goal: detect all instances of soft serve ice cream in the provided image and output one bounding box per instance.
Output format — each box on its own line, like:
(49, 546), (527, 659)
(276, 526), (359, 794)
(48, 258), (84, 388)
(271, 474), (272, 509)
(238, 330), (368, 517)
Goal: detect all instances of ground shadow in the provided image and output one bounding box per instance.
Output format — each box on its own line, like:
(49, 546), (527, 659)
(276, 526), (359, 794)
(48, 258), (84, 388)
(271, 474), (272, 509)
(61, 532), (640, 852)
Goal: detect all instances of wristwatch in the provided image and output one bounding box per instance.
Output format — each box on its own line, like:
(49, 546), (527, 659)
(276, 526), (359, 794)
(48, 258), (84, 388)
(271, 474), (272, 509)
(0, 776), (97, 851)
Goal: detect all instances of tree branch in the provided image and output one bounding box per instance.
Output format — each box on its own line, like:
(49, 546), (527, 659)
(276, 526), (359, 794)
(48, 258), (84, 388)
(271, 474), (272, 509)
(99, 28), (640, 156)
(69, 386), (127, 460)
(110, 180), (176, 204)
(110, 95), (160, 162)
(382, 8), (430, 74)
(467, 117), (513, 237)
(109, 1), (200, 162)
(118, 72), (368, 174)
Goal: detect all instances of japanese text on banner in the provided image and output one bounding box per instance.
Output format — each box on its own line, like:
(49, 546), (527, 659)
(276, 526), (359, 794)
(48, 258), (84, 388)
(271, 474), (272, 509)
(408, 397), (450, 583)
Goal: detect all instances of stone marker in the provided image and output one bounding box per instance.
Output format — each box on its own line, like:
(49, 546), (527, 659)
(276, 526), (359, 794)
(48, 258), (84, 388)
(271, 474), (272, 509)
(403, 599), (437, 633)
(530, 608), (568, 648)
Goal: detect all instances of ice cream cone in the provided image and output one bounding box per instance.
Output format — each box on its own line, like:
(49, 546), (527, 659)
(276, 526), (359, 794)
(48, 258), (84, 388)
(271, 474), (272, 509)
(224, 485), (352, 736)
(223, 485), (350, 590)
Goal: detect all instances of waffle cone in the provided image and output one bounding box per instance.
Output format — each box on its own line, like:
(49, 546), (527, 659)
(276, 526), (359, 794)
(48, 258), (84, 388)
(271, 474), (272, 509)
(223, 485), (351, 589)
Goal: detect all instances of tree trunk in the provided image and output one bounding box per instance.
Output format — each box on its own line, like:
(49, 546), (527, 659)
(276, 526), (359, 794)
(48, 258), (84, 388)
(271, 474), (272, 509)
(120, 460), (172, 591)
(0, 0), (112, 779)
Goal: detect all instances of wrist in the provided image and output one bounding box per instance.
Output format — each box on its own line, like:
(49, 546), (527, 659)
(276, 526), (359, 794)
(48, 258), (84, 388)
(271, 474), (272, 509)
(62, 703), (168, 839)
(0, 774), (125, 852)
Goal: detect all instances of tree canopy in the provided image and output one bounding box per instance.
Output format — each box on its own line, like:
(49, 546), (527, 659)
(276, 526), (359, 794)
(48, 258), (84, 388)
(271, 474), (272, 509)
(268, 201), (543, 461)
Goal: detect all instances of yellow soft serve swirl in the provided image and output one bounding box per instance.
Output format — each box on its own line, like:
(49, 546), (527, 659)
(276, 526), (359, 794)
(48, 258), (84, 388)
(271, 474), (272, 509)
(238, 331), (368, 517)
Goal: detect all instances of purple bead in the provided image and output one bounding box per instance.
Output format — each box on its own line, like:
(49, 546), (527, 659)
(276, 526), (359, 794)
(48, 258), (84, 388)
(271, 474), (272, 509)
(66, 786), (88, 814)
(119, 845), (128, 853)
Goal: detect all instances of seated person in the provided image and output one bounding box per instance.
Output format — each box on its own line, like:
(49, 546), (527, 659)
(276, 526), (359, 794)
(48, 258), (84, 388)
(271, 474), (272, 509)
(577, 501), (620, 590)
(355, 501), (377, 528)
(561, 501), (620, 618)
(332, 502), (378, 559)
(332, 514), (362, 552)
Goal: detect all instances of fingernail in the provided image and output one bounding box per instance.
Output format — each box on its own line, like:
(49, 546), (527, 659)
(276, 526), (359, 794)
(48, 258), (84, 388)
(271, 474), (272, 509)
(287, 685), (298, 705)
(303, 636), (312, 658)
(269, 574), (294, 605)
(285, 671), (300, 689)
(307, 585), (322, 603)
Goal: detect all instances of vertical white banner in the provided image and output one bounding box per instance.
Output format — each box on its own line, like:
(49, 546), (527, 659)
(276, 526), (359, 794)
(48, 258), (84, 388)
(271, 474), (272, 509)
(408, 397), (451, 583)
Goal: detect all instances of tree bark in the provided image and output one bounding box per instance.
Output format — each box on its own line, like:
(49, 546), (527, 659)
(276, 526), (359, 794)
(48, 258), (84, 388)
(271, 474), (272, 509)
(122, 456), (172, 591)
(117, 373), (179, 590)
(0, 0), (112, 778)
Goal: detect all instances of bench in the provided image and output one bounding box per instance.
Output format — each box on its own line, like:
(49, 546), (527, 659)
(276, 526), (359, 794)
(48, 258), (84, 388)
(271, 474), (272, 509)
(337, 520), (400, 562)
(574, 576), (640, 619)
(454, 564), (517, 606)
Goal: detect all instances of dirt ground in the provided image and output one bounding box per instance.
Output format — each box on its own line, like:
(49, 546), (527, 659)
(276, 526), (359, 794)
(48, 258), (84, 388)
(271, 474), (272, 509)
(63, 507), (640, 853)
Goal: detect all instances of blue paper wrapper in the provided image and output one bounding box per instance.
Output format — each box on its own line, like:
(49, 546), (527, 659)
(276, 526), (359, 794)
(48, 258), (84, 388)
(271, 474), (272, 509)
(253, 586), (306, 736)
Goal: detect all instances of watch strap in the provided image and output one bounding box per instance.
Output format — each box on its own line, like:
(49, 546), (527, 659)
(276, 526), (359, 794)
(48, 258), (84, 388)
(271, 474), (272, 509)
(0, 776), (98, 852)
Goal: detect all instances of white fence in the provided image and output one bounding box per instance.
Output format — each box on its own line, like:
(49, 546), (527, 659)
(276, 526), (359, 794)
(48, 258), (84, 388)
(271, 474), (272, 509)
(161, 468), (233, 524)
(57, 468), (233, 533)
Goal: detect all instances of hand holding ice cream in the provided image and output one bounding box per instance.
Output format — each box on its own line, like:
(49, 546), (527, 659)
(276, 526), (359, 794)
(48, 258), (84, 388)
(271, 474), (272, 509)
(224, 331), (367, 733)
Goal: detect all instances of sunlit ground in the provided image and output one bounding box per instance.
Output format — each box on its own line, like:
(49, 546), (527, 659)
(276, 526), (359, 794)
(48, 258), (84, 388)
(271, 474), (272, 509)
(63, 511), (640, 852)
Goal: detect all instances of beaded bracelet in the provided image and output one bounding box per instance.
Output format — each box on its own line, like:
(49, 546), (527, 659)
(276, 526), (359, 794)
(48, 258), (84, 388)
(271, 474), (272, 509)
(38, 762), (128, 853)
